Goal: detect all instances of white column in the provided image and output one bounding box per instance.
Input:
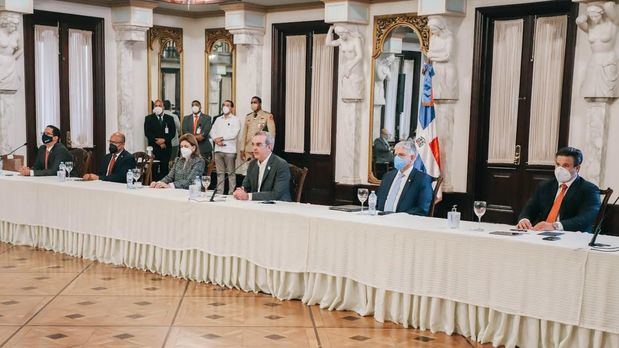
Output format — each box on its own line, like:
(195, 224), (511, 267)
(582, 100), (611, 187)
(324, 1), (369, 185)
(0, 1), (33, 154)
(112, 5), (153, 152)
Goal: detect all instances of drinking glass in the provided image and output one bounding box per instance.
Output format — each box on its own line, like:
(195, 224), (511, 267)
(64, 161), (73, 178)
(473, 201), (487, 231)
(132, 168), (142, 187)
(201, 175), (211, 195)
(357, 188), (369, 214)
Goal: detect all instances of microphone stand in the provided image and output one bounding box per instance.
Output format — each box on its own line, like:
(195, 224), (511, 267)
(1, 142), (27, 157)
(207, 158), (251, 202)
(589, 195), (619, 247)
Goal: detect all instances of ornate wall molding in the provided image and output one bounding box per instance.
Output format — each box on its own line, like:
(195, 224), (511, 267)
(372, 13), (430, 59)
(148, 25), (183, 53)
(205, 28), (234, 53)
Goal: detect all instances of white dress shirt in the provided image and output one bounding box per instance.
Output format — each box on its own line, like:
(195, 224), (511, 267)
(210, 114), (241, 154)
(388, 165), (414, 209)
(248, 152), (272, 200)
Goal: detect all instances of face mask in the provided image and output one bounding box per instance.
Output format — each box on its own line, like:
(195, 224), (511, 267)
(554, 166), (573, 183)
(251, 103), (259, 112)
(222, 106), (231, 115)
(42, 133), (53, 144)
(153, 106), (163, 116)
(393, 155), (409, 171)
(192, 106), (200, 114)
(180, 147), (192, 159)
(109, 143), (118, 154)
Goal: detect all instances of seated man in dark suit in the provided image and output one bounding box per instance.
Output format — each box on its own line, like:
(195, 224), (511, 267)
(232, 131), (291, 201)
(19, 125), (72, 176)
(517, 147), (600, 232)
(83, 132), (136, 183)
(376, 140), (433, 215)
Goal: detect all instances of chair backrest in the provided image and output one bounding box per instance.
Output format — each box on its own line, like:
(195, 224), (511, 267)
(289, 164), (309, 203)
(594, 187), (614, 232)
(133, 151), (153, 185)
(428, 176), (444, 217)
(69, 148), (91, 177)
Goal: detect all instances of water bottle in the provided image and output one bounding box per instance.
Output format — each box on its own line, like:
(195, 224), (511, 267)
(57, 169), (66, 182)
(368, 191), (377, 215)
(447, 205), (461, 229)
(126, 170), (134, 189)
(59, 162), (66, 174)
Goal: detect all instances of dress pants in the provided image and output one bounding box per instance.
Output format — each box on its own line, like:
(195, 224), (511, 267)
(214, 152), (236, 194)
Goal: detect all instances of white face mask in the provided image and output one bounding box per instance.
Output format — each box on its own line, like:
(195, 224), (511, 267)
(222, 106), (231, 115)
(192, 106), (200, 114)
(180, 147), (192, 159)
(554, 166), (573, 183)
(153, 106), (163, 116)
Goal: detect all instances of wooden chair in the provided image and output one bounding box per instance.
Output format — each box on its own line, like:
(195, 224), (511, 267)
(593, 187), (614, 232)
(428, 176), (444, 217)
(69, 148), (91, 178)
(133, 152), (153, 185)
(289, 164), (309, 203)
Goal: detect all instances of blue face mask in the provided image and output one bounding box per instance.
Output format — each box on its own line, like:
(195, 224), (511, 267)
(393, 155), (409, 171)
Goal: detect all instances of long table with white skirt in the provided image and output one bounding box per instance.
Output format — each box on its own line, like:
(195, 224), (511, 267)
(0, 174), (618, 347)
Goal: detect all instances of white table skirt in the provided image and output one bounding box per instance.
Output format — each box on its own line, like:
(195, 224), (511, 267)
(1, 175), (618, 347)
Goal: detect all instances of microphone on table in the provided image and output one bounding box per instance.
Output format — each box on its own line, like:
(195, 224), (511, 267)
(589, 195), (619, 247)
(1, 142), (27, 157)
(208, 157), (252, 202)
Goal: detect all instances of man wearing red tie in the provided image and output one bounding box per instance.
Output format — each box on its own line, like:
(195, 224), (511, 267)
(19, 125), (71, 176)
(83, 132), (136, 183)
(517, 147), (600, 232)
(182, 100), (212, 163)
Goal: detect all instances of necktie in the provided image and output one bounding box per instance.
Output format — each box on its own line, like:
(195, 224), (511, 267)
(106, 155), (117, 176)
(44, 150), (49, 169)
(158, 116), (163, 125)
(384, 172), (404, 212)
(193, 115), (199, 134)
(546, 184), (568, 223)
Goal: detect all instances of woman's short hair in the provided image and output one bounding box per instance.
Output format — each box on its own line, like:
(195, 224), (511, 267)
(179, 133), (201, 158)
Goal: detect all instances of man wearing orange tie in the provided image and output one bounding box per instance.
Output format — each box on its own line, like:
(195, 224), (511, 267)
(517, 147), (600, 232)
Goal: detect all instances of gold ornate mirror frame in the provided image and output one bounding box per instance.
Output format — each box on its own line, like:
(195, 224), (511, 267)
(368, 13), (430, 185)
(147, 25), (184, 116)
(204, 28), (236, 115)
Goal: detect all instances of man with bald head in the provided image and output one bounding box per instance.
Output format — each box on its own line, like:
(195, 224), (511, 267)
(83, 132), (136, 183)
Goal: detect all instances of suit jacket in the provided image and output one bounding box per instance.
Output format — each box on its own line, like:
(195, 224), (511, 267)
(242, 153), (291, 201)
(373, 138), (393, 163)
(144, 113), (176, 158)
(182, 112), (212, 154)
(519, 176), (600, 232)
(376, 168), (433, 216)
(97, 150), (136, 183)
(32, 143), (72, 176)
(161, 155), (206, 189)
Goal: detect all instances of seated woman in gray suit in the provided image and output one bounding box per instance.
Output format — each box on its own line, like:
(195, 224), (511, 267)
(150, 134), (205, 190)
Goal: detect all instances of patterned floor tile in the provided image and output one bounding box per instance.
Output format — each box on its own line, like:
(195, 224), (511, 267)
(311, 306), (405, 329)
(0, 273), (76, 296)
(0, 247), (90, 273)
(174, 297), (313, 327)
(185, 282), (270, 298)
(0, 296), (51, 325)
(165, 327), (319, 347)
(30, 295), (181, 326)
(4, 326), (167, 347)
(0, 326), (20, 345)
(317, 328), (472, 347)
(62, 270), (187, 296)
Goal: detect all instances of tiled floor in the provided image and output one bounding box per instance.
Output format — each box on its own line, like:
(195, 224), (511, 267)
(0, 242), (488, 347)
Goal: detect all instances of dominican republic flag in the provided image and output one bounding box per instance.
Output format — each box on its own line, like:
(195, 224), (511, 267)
(413, 63), (442, 195)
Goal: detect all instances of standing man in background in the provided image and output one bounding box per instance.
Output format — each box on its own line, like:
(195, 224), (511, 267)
(182, 100), (212, 166)
(144, 99), (176, 181)
(241, 96), (276, 161)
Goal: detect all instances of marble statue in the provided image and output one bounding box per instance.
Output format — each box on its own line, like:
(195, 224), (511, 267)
(0, 12), (21, 93)
(426, 16), (458, 100)
(374, 54), (396, 106)
(326, 24), (364, 102)
(576, 1), (619, 98)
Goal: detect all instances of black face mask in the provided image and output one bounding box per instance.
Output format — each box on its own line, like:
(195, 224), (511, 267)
(42, 134), (53, 144)
(109, 143), (118, 154)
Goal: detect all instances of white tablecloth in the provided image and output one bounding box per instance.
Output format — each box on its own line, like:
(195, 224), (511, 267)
(1, 174), (618, 346)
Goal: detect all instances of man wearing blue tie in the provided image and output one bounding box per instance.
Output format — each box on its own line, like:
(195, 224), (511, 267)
(376, 140), (433, 215)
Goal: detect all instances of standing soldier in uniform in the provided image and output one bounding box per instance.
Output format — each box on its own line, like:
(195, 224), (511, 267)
(241, 96), (276, 161)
